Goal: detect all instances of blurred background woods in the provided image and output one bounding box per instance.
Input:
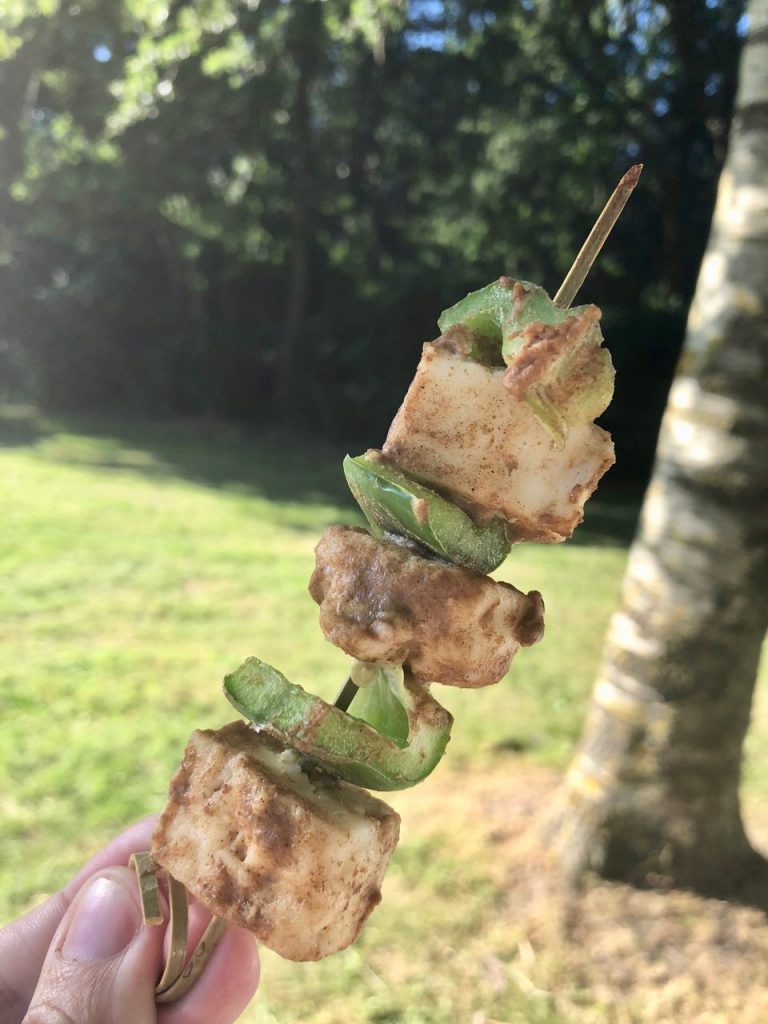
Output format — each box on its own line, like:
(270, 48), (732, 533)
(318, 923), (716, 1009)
(0, 0), (748, 474)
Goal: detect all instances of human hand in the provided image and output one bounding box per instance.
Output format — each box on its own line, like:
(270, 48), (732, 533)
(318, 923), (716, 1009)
(0, 816), (260, 1024)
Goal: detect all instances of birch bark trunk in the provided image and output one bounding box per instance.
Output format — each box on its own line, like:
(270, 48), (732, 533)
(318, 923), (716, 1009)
(546, 0), (768, 895)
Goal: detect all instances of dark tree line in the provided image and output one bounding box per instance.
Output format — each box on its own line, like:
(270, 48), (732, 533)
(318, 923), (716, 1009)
(0, 0), (746, 470)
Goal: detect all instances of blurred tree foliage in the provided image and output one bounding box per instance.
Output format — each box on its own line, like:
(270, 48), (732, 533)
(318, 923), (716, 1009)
(0, 0), (746, 469)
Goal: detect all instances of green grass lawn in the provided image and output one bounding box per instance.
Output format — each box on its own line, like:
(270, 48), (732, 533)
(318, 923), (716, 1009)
(2, 408), (767, 1024)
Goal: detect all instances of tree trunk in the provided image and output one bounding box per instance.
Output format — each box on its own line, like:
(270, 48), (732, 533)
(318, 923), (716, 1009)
(545, 0), (768, 896)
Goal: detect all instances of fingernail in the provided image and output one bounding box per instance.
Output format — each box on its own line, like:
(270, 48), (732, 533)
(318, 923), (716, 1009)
(61, 874), (141, 962)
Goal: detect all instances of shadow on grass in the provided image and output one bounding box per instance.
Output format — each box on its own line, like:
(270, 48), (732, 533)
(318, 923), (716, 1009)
(1, 406), (354, 513)
(1, 405), (643, 546)
(0, 406), (46, 448)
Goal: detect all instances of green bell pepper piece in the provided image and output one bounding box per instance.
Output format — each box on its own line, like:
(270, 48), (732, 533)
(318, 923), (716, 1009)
(349, 661), (410, 747)
(223, 656), (452, 792)
(438, 277), (614, 445)
(436, 278), (514, 366)
(344, 451), (510, 574)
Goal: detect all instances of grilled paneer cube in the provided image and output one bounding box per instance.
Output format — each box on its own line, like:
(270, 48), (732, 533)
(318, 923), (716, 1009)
(151, 722), (400, 961)
(309, 525), (544, 687)
(382, 329), (615, 542)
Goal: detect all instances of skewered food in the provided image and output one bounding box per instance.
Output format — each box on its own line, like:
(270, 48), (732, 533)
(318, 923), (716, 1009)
(153, 723), (399, 961)
(224, 656), (453, 790)
(151, 274), (611, 960)
(309, 525), (544, 687)
(382, 325), (614, 544)
(343, 451), (511, 573)
(439, 277), (614, 445)
(151, 276), (612, 960)
(147, 165), (641, 986)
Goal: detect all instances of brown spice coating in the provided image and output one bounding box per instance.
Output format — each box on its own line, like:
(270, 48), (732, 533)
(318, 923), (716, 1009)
(309, 525), (544, 688)
(152, 723), (400, 961)
(383, 339), (614, 542)
(503, 305), (605, 401)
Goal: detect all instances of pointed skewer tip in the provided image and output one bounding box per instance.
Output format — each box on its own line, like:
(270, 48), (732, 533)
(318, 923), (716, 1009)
(621, 163), (643, 188)
(552, 164), (643, 308)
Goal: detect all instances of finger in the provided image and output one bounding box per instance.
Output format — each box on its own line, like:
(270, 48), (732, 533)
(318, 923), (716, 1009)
(62, 816), (158, 901)
(0, 817), (157, 1024)
(158, 923), (260, 1024)
(23, 866), (165, 1024)
(157, 896), (260, 1024)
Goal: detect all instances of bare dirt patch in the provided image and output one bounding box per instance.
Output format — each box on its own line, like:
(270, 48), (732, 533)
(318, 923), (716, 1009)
(392, 760), (768, 1024)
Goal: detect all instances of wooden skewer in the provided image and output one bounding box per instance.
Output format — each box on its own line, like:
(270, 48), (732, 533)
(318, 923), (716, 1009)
(333, 675), (360, 712)
(553, 163), (643, 308)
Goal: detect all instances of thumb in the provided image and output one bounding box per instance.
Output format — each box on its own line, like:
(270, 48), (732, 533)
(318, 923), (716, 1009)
(23, 867), (164, 1024)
